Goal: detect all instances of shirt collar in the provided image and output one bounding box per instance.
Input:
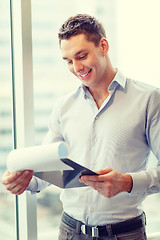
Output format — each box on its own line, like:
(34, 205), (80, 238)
(80, 69), (127, 98)
(81, 85), (91, 99)
(108, 69), (126, 91)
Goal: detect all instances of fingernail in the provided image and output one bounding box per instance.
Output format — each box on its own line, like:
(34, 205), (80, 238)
(80, 176), (84, 182)
(17, 171), (22, 176)
(25, 171), (29, 175)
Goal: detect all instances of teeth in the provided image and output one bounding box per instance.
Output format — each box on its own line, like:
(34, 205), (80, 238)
(79, 70), (91, 77)
(81, 72), (89, 77)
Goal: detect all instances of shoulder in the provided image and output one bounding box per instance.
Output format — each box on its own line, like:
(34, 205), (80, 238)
(127, 78), (157, 91)
(49, 86), (82, 116)
(55, 86), (82, 106)
(127, 78), (160, 98)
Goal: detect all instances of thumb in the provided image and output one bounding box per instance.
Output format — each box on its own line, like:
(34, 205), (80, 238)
(95, 167), (113, 175)
(5, 170), (11, 176)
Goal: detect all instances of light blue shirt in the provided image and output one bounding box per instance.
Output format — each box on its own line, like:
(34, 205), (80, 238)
(28, 70), (160, 225)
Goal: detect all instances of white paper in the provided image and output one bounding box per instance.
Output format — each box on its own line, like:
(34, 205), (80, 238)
(7, 142), (73, 172)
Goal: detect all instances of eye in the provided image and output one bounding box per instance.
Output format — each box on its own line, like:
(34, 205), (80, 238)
(79, 53), (88, 60)
(67, 60), (73, 64)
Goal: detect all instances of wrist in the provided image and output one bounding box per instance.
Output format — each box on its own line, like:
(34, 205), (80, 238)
(123, 174), (133, 193)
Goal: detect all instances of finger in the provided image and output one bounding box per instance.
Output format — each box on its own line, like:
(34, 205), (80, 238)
(11, 185), (27, 195)
(5, 170), (33, 192)
(5, 170), (11, 176)
(79, 175), (98, 183)
(80, 168), (114, 182)
(95, 168), (113, 175)
(1, 170), (9, 184)
(9, 171), (33, 194)
(2, 171), (23, 185)
(13, 170), (33, 187)
(90, 181), (105, 190)
(93, 182), (113, 198)
(80, 177), (104, 188)
(17, 186), (29, 195)
(80, 174), (107, 183)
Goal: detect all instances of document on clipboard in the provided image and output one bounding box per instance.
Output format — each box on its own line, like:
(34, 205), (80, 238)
(34, 158), (98, 189)
(7, 142), (98, 189)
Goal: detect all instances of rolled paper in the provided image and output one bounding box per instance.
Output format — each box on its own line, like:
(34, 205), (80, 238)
(7, 142), (72, 172)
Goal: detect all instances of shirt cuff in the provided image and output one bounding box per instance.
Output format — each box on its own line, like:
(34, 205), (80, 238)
(27, 176), (40, 194)
(27, 175), (51, 194)
(129, 171), (148, 195)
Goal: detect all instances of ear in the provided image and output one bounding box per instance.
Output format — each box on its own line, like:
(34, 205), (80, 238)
(100, 38), (109, 56)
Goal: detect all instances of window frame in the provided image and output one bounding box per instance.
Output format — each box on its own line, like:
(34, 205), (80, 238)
(10, 0), (37, 239)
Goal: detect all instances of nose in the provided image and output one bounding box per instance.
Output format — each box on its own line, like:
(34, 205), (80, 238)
(72, 60), (84, 73)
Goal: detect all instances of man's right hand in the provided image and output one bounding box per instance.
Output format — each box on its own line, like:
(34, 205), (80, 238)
(1, 170), (33, 195)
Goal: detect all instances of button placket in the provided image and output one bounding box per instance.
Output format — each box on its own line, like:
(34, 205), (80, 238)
(90, 115), (99, 169)
(90, 207), (94, 212)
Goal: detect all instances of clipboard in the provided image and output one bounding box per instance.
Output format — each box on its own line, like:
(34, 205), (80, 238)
(34, 158), (98, 188)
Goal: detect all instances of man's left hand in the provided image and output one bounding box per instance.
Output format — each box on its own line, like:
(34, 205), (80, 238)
(79, 168), (132, 198)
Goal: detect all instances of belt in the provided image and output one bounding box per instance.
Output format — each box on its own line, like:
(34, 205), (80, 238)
(62, 212), (146, 237)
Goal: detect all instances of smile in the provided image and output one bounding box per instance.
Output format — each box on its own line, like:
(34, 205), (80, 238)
(78, 69), (92, 78)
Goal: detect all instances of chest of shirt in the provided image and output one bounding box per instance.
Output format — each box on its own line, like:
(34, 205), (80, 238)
(57, 88), (149, 171)
(59, 89), (146, 145)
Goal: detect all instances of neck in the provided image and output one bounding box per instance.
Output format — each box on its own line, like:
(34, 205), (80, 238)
(89, 61), (117, 109)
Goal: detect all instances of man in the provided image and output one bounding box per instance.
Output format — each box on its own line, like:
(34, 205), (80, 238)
(2, 14), (160, 239)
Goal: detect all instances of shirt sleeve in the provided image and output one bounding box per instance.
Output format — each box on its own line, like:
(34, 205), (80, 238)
(129, 88), (160, 195)
(27, 176), (51, 194)
(43, 99), (64, 144)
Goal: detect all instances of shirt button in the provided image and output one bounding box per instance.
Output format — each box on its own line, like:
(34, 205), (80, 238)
(92, 161), (96, 165)
(90, 208), (94, 212)
(94, 138), (97, 142)
(95, 116), (99, 120)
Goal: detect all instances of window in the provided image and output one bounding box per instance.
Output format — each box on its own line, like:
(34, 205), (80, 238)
(0, 1), (15, 239)
(117, 0), (160, 235)
(1, 0), (160, 239)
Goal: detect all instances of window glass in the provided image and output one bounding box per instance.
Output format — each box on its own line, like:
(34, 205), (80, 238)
(0, 1), (15, 239)
(116, 0), (160, 233)
(31, 0), (160, 239)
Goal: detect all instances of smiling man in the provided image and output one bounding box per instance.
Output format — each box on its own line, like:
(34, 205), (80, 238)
(2, 14), (160, 240)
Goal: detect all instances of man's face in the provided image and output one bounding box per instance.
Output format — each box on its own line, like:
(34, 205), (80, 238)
(60, 34), (108, 88)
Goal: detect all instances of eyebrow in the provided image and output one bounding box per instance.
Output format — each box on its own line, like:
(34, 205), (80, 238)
(63, 49), (87, 60)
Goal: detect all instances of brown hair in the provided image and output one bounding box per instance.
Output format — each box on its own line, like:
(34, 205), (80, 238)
(58, 14), (106, 46)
